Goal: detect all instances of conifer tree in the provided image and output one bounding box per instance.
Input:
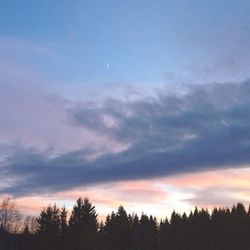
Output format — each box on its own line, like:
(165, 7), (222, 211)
(36, 204), (61, 250)
(60, 206), (68, 250)
(69, 198), (98, 250)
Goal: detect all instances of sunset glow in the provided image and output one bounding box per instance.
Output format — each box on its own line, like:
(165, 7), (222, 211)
(1, 0), (250, 221)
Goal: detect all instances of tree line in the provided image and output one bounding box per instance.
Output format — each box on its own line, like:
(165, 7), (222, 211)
(1, 197), (250, 250)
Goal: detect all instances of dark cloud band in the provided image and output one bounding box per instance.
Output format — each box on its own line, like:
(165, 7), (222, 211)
(2, 81), (250, 196)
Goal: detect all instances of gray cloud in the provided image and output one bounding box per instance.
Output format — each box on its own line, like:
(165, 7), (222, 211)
(2, 80), (250, 196)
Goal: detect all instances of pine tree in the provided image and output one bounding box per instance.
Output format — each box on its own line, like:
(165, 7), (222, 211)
(159, 217), (170, 250)
(103, 206), (131, 250)
(36, 204), (61, 250)
(69, 198), (98, 250)
(60, 206), (68, 250)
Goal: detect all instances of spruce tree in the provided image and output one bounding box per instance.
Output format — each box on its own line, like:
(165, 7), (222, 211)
(69, 198), (98, 250)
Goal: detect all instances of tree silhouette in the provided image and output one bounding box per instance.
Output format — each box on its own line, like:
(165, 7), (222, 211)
(0, 197), (21, 232)
(103, 206), (132, 250)
(59, 206), (68, 250)
(68, 198), (98, 250)
(36, 204), (61, 250)
(2, 198), (250, 250)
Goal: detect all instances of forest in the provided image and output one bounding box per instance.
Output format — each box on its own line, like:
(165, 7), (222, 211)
(1, 197), (250, 250)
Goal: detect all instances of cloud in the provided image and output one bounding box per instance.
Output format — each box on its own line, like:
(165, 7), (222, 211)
(185, 186), (250, 209)
(2, 80), (250, 196)
(163, 167), (250, 209)
(0, 68), (127, 157)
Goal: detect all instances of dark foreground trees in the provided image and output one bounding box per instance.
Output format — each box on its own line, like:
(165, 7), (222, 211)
(1, 198), (250, 250)
(68, 198), (98, 250)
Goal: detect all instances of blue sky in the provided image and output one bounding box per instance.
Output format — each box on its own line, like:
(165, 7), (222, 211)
(1, 0), (250, 216)
(1, 0), (250, 85)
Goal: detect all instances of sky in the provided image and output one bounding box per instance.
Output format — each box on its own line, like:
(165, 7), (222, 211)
(1, 0), (250, 219)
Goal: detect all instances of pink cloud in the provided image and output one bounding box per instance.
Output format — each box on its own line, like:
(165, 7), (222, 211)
(3, 168), (250, 219)
(164, 167), (250, 189)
